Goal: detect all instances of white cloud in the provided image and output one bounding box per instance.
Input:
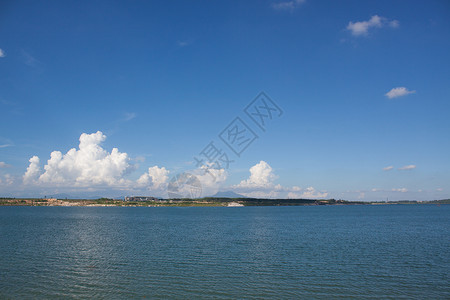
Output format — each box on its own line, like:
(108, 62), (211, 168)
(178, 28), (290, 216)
(0, 49), (5, 58)
(162, 163), (228, 198)
(23, 131), (133, 187)
(272, 0), (305, 11)
(0, 137), (13, 148)
(287, 192), (299, 198)
(385, 87), (416, 99)
(236, 160), (277, 188)
(347, 15), (399, 36)
(0, 162), (10, 168)
(436, 188), (443, 192)
(392, 188), (408, 193)
(389, 20), (400, 28)
(298, 186), (328, 199)
(383, 166), (394, 171)
(137, 166), (169, 190)
(232, 161), (327, 199)
(0, 174), (14, 185)
(23, 156), (41, 184)
(398, 164), (416, 170)
(19, 131), (230, 197)
(287, 187), (328, 199)
(193, 165), (228, 196)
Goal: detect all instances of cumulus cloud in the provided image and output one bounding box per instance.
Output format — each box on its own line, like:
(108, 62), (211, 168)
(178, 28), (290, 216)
(385, 87), (416, 99)
(298, 187), (328, 199)
(192, 164), (228, 196)
(0, 49), (5, 58)
(23, 156), (41, 184)
(237, 161), (277, 188)
(162, 162), (228, 198)
(196, 165), (227, 186)
(398, 164), (416, 170)
(383, 166), (394, 171)
(19, 131), (230, 197)
(392, 188), (408, 193)
(233, 161), (327, 199)
(233, 161), (279, 198)
(23, 131), (133, 187)
(137, 166), (169, 190)
(272, 0), (305, 11)
(347, 15), (399, 36)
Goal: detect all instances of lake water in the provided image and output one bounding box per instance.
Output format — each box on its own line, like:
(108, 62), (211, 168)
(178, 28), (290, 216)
(0, 205), (449, 299)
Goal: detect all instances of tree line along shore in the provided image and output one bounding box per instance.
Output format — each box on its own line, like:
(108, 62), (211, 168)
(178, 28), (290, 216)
(0, 197), (449, 207)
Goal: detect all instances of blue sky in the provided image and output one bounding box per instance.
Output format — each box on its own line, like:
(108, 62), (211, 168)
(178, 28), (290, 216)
(1, 0), (449, 200)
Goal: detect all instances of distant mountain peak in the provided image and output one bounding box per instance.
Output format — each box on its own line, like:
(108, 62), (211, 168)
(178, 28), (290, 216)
(210, 191), (248, 198)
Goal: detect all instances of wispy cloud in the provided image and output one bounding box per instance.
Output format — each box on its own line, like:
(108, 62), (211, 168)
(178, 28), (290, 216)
(385, 87), (416, 99)
(177, 41), (191, 47)
(383, 166), (394, 171)
(398, 164), (416, 170)
(347, 15), (399, 36)
(1, 98), (23, 115)
(0, 137), (13, 148)
(392, 188), (408, 193)
(21, 49), (42, 68)
(272, 0), (305, 11)
(124, 112), (137, 121)
(0, 48), (5, 58)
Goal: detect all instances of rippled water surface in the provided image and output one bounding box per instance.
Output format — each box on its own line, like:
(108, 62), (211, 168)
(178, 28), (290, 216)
(0, 205), (449, 299)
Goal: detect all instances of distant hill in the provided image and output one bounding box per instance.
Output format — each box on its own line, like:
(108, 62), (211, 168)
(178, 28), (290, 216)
(210, 191), (248, 198)
(48, 193), (125, 200)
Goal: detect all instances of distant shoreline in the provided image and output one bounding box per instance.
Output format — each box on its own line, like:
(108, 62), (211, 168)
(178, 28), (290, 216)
(1, 197), (449, 207)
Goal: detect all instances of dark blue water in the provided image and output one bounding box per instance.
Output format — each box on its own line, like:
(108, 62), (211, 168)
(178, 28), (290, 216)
(0, 205), (449, 299)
